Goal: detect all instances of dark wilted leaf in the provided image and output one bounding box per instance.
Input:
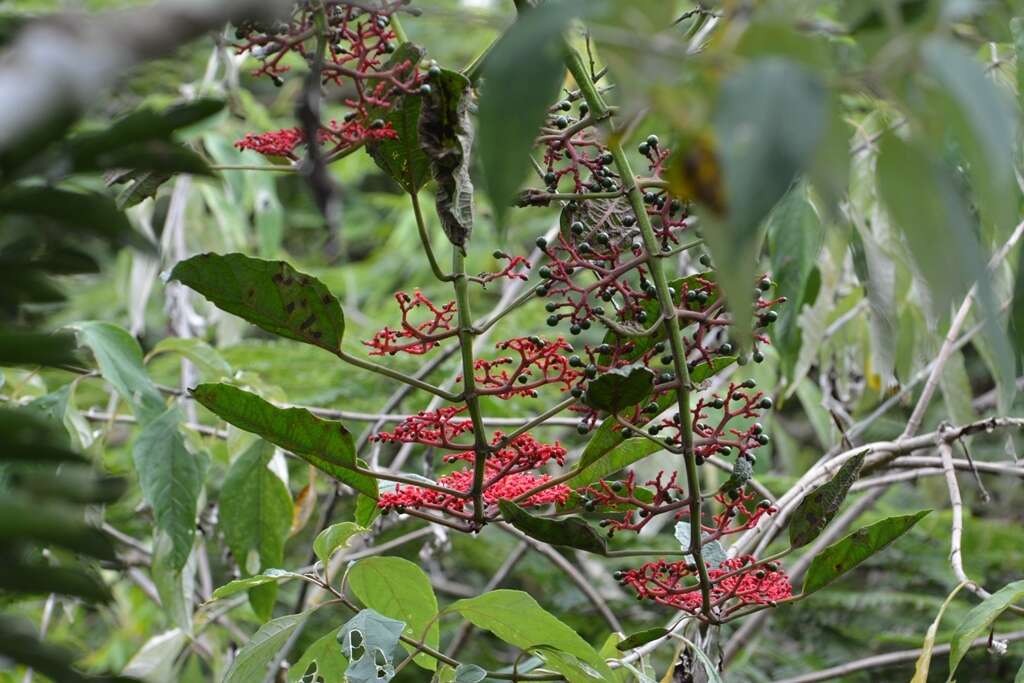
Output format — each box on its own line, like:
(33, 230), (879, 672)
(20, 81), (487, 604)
(418, 69), (474, 249)
(498, 500), (608, 555)
(789, 451), (866, 548)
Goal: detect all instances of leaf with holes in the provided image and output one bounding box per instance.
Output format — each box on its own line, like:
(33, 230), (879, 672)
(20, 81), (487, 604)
(288, 627), (348, 683)
(191, 383), (377, 499)
(171, 253), (345, 354)
(789, 450), (866, 548)
(337, 609), (407, 683)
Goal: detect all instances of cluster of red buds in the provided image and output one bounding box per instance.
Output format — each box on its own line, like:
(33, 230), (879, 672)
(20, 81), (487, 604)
(364, 290), (458, 356)
(377, 432), (570, 517)
(369, 407), (473, 450)
(616, 554), (792, 615)
(232, 1), (425, 160)
(465, 336), (579, 399)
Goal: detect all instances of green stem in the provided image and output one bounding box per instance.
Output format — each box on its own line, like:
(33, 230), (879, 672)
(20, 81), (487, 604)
(452, 251), (491, 526)
(411, 191), (455, 282)
(564, 48), (714, 617)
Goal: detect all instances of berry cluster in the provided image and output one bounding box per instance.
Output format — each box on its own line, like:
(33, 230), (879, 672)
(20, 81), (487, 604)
(233, 1), (424, 160)
(377, 433), (570, 517)
(617, 555), (792, 614)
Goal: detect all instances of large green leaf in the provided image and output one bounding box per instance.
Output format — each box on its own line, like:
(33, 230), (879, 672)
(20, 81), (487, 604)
(498, 500), (608, 555)
(72, 321), (165, 424)
(920, 37), (1017, 241)
(223, 611), (311, 683)
(802, 510), (930, 595)
(477, 1), (577, 230)
(348, 557), (440, 671)
(448, 590), (612, 678)
(365, 43), (431, 193)
(584, 363), (655, 413)
(219, 440), (292, 621)
(132, 407), (208, 571)
(170, 253), (346, 355)
(877, 135), (1014, 414)
(707, 58), (829, 347)
(789, 451), (866, 548)
(191, 382), (377, 498)
(947, 579), (1024, 679)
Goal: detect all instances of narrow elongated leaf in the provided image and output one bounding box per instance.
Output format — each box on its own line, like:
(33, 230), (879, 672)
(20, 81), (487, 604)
(0, 558), (112, 603)
(223, 611), (311, 683)
(0, 498), (115, 560)
(802, 510), (930, 595)
(707, 58), (828, 346)
(132, 407), (207, 571)
(418, 69), (474, 249)
(148, 337), (231, 378)
(568, 437), (661, 488)
(313, 521), (366, 566)
(211, 569), (301, 600)
(789, 451), (866, 548)
(499, 500), (607, 555)
(122, 628), (187, 682)
(171, 253), (345, 354)
(449, 590), (612, 678)
(191, 383), (377, 498)
(616, 628), (668, 651)
(948, 579), (1024, 678)
(477, 1), (577, 229)
(348, 557), (440, 671)
(0, 330), (78, 367)
(219, 440), (292, 620)
(73, 321), (165, 424)
(911, 582), (967, 683)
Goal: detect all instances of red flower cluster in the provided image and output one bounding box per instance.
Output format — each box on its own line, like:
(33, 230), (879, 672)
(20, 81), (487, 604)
(235, 120), (398, 160)
(233, 1), (424, 160)
(364, 290), (458, 356)
(377, 433), (570, 516)
(618, 555), (792, 613)
(369, 407), (473, 449)
(467, 337), (579, 398)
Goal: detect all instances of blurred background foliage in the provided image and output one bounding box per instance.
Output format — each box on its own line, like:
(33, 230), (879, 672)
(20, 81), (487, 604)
(1, 0), (1024, 681)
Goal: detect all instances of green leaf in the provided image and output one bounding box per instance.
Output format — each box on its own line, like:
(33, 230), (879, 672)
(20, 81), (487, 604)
(584, 363), (655, 413)
(802, 510), (930, 595)
(211, 569), (301, 600)
(498, 500), (608, 555)
(477, 1), (576, 230)
(0, 407), (84, 464)
(568, 437), (661, 488)
(418, 69), (474, 249)
(708, 58), (829, 347)
(365, 43), (431, 193)
(122, 628), (188, 682)
(313, 522), (366, 566)
(615, 628), (668, 651)
(223, 611), (311, 683)
(348, 557), (440, 671)
(355, 492), (382, 528)
(0, 615), (127, 683)
(448, 590), (613, 678)
(219, 440), (292, 620)
(288, 627), (348, 683)
(191, 382), (377, 498)
(789, 451), (866, 548)
(171, 253), (345, 355)
(0, 186), (154, 253)
(148, 337), (231, 378)
(877, 135), (1015, 414)
(920, 36), (1017, 240)
(948, 579), (1024, 679)
(0, 557), (112, 603)
(718, 456), (754, 494)
(690, 356), (737, 384)
(132, 407), (208, 571)
(0, 497), (114, 560)
(0, 329), (78, 367)
(80, 140), (213, 176)
(72, 321), (165, 423)
(911, 582), (967, 683)
(338, 609), (407, 683)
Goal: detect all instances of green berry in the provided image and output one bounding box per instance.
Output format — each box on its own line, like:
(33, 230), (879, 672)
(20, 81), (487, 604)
(418, 84), (432, 95)
(646, 134), (659, 147)
(538, 266), (552, 278)
(547, 314), (559, 327)
(638, 142), (650, 155)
